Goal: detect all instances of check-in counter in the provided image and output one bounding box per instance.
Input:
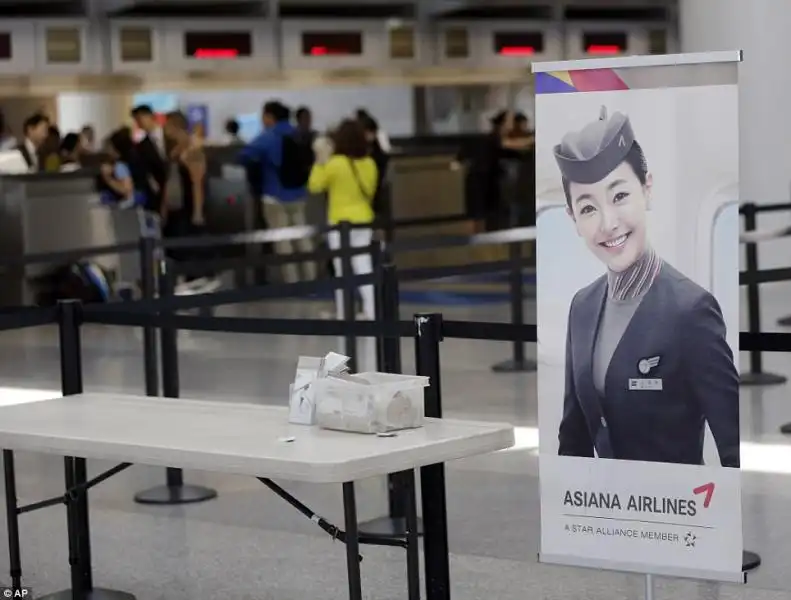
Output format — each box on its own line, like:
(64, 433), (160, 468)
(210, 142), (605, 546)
(0, 171), (139, 307)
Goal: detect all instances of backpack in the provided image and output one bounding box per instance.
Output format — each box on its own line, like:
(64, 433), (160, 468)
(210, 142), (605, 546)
(33, 262), (113, 306)
(278, 133), (314, 189)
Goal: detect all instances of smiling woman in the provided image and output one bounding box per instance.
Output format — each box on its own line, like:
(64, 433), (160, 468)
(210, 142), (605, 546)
(553, 106), (739, 468)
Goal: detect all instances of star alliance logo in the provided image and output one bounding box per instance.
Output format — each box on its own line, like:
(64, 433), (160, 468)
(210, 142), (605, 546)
(684, 532), (696, 548)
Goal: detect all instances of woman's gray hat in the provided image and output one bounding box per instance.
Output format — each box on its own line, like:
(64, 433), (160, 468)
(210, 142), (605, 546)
(554, 106), (635, 184)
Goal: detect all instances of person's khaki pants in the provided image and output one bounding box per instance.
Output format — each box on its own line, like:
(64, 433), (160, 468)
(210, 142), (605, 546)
(261, 196), (317, 283)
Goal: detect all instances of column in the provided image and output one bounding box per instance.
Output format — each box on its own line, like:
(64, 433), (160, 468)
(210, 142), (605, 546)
(680, 0), (791, 207)
(56, 92), (132, 143)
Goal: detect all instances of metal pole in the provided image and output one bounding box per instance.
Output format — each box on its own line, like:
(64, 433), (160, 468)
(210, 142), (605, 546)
(360, 253), (424, 538)
(3, 449), (21, 590)
(644, 574), (653, 600)
(740, 204), (786, 386)
(339, 221), (357, 371)
(134, 260), (217, 505)
(491, 208), (536, 373)
(415, 313), (450, 600)
(57, 299), (92, 591)
(139, 235), (159, 397)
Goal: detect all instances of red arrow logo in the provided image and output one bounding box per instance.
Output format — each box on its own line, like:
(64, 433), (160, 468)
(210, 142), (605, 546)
(693, 482), (715, 508)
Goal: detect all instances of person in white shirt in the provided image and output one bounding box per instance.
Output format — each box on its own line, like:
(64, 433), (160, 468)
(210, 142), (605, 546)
(15, 113), (50, 172)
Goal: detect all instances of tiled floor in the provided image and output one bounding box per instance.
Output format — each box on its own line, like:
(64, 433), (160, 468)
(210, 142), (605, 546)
(0, 289), (791, 599)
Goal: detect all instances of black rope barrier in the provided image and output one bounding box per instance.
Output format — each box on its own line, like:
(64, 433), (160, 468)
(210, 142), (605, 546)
(0, 306), (57, 331)
(739, 204), (787, 386)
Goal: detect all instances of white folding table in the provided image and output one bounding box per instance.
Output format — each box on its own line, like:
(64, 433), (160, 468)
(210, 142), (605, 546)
(0, 393), (514, 600)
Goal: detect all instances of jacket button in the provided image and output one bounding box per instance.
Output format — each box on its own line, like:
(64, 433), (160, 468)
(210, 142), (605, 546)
(600, 416), (607, 427)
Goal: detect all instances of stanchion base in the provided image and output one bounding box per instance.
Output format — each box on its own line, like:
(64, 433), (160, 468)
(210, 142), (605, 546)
(133, 484), (217, 505)
(358, 516), (423, 538)
(491, 359), (537, 373)
(778, 315), (791, 327)
(780, 423), (791, 435)
(743, 550), (761, 571)
(38, 588), (136, 599)
(739, 372), (787, 386)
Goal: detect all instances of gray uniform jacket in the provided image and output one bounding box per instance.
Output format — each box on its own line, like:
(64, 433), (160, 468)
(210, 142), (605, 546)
(558, 262), (740, 467)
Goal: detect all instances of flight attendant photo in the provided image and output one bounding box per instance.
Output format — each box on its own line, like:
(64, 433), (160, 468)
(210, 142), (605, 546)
(555, 106), (739, 468)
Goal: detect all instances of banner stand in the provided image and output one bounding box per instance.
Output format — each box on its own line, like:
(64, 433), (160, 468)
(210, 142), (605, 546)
(533, 50), (746, 586)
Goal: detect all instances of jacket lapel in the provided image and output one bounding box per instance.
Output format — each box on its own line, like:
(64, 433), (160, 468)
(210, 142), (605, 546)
(575, 277), (607, 428)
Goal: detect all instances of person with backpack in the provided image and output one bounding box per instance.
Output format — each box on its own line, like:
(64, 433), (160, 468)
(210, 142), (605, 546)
(237, 100), (317, 284)
(308, 119), (378, 320)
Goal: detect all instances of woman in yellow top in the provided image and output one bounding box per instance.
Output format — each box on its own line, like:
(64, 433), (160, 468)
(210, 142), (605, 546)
(308, 119), (378, 320)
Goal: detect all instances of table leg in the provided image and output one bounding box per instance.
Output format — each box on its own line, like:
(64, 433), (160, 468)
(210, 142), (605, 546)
(3, 450), (22, 590)
(74, 457), (93, 589)
(421, 463), (450, 600)
(343, 482), (363, 600)
(402, 470), (421, 600)
(38, 457), (136, 600)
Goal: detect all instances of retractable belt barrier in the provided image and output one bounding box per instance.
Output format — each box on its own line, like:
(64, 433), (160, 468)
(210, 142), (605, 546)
(739, 202), (791, 387)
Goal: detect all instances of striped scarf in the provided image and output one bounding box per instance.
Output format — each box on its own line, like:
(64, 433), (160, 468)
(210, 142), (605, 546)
(608, 246), (663, 301)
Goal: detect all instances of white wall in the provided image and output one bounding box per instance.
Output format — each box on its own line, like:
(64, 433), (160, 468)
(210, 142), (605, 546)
(172, 85), (415, 141)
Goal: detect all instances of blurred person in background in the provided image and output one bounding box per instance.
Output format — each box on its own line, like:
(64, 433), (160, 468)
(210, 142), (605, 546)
(224, 118), (243, 145)
(96, 127), (148, 208)
(360, 115), (390, 219)
(238, 100), (316, 284)
(356, 108), (391, 153)
(0, 110), (15, 150)
(59, 132), (83, 171)
(131, 104), (168, 216)
(41, 125), (63, 172)
(308, 119), (378, 320)
(295, 106), (317, 146)
(16, 113), (50, 171)
(163, 111), (219, 294)
(80, 124), (96, 152)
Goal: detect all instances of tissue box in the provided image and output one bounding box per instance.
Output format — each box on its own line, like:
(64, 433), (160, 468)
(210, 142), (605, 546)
(314, 372), (429, 434)
(288, 353), (351, 425)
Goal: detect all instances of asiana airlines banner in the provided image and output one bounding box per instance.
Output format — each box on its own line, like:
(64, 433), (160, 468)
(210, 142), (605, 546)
(533, 51), (744, 582)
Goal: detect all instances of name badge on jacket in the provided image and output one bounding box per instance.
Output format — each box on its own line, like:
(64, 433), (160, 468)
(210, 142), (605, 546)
(629, 378), (663, 391)
(629, 355), (662, 391)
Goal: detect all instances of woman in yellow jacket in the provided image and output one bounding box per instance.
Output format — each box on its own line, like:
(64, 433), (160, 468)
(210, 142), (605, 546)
(308, 119), (378, 320)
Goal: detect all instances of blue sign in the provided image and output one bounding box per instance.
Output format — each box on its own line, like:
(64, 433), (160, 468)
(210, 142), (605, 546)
(186, 104), (209, 136)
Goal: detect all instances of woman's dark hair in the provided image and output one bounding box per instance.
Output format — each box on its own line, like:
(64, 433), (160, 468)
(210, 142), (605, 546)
(333, 119), (368, 159)
(108, 126), (135, 162)
(60, 132), (80, 155)
(225, 119), (239, 135)
(562, 141), (649, 208)
(360, 115), (379, 134)
(490, 110), (508, 129)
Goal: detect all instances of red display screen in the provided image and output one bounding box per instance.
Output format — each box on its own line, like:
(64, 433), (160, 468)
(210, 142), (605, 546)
(493, 32), (544, 56)
(184, 31), (252, 58)
(583, 32), (627, 54)
(301, 32), (363, 56)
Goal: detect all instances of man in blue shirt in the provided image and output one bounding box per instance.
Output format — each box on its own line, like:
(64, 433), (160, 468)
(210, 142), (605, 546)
(238, 101), (317, 283)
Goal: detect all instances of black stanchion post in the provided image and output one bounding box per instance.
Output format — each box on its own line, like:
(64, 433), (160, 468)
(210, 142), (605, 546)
(491, 237), (536, 373)
(415, 313), (450, 600)
(40, 300), (134, 600)
(740, 204), (786, 386)
(139, 235), (159, 397)
(134, 260), (218, 506)
(339, 221), (357, 372)
(360, 251), (424, 538)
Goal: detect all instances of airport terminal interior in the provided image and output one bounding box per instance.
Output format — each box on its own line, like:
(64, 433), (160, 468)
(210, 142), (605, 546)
(1, 0), (791, 598)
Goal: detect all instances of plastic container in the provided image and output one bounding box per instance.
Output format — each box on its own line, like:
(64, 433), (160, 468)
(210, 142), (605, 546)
(314, 372), (429, 434)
